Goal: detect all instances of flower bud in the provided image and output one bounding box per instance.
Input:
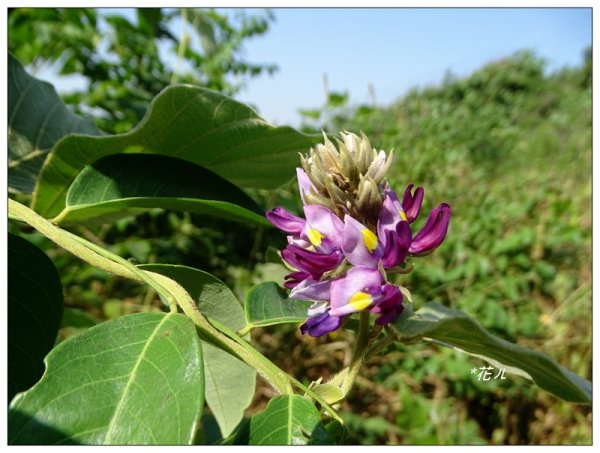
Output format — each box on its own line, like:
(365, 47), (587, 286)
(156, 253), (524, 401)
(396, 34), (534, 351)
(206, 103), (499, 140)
(356, 175), (383, 227)
(302, 131), (391, 227)
(367, 149), (394, 183)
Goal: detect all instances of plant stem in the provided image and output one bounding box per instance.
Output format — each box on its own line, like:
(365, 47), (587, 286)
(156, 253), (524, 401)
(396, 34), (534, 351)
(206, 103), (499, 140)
(340, 311), (371, 396)
(51, 207), (74, 225)
(8, 199), (294, 394)
(236, 323), (254, 337)
(289, 377), (344, 425)
(12, 201), (178, 313)
(64, 230), (179, 313)
(9, 199), (346, 416)
(9, 199), (138, 280)
(200, 317), (294, 395)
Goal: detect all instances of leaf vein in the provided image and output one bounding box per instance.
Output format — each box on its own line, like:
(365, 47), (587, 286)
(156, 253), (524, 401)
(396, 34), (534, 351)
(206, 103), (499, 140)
(103, 314), (172, 443)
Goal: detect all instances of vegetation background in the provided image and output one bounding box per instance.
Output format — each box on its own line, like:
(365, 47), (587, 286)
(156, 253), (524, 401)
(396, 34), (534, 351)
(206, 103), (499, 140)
(8, 8), (592, 445)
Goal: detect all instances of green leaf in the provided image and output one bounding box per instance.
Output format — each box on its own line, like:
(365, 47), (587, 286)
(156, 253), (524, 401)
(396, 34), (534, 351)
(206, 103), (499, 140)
(244, 281), (313, 328)
(325, 420), (347, 444)
(139, 264), (246, 331)
(8, 53), (100, 194)
(394, 302), (591, 404)
(136, 8), (163, 37)
(355, 105), (375, 116)
(326, 91), (349, 108)
(249, 395), (333, 445)
(138, 264), (255, 438)
(8, 233), (64, 402)
(56, 153), (269, 226)
(31, 85), (322, 218)
(298, 108), (321, 120)
(311, 383), (345, 404)
(201, 342), (255, 438)
(8, 312), (204, 445)
(219, 418), (250, 445)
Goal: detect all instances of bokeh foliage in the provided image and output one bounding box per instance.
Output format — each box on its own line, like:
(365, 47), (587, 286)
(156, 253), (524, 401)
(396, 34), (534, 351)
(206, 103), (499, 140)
(8, 8), (591, 445)
(8, 7), (276, 133)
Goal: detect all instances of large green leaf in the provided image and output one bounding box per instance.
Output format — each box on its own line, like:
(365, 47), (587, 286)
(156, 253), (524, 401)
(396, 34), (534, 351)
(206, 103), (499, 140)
(32, 85), (321, 217)
(8, 312), (204, 445)
(393, 302), (591, 404)
(201, 342), (255, 438)
(56, 153), (269, 226)
(139, 264), (247, 331)
(139, 264), (255, 438)
(8, 233), (63, 402)
(244, 281), (313, 328)
(249, 395), (333, 445)
(8, 53), (101, 194)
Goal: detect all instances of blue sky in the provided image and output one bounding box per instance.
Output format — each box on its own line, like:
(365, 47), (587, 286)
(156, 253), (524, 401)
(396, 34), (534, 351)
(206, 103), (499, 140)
(43, 7), (591, 127)
(234, 8), (591, 126)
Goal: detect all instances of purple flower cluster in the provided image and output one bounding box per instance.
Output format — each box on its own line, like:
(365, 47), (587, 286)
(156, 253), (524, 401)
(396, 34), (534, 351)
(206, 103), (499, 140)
(267, 168), (451, 337)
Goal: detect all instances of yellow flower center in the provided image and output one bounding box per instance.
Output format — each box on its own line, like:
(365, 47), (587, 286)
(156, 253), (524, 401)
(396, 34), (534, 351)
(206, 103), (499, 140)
(360, 228), (378, 252)
(307, 227), (325, 247)
(349, 291), (374, 311)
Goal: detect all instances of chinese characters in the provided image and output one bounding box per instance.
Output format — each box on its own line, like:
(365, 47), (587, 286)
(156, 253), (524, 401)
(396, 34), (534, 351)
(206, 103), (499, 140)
(471, 366), (506, 381)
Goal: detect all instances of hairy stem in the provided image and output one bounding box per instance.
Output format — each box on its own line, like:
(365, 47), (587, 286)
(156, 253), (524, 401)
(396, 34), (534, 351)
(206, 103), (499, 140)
(340, 311), (371, 396)
(8, 199), (296, 394)
(290, 377), (344, 424)
(9, 199), (138, 280)
(9, 199), (347, 415)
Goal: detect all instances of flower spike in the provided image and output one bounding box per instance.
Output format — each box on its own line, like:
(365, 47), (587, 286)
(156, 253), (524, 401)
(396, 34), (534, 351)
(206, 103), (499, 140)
(266, 131), (450, 336)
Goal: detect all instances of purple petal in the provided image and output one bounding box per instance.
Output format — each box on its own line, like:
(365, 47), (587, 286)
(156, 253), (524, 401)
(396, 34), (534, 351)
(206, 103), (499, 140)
(409, 203), (451, 256)
(370, 284), (404, 325)
(290, 278), (333, 301)
(302, 205), (344, 252)
(381, 221), (412, 268)
(281, 245), (342, 277)
(307, 301), (329, 317)
(342, 215), (383, 268)
(329, 266), (383, 317)
(284, 271), (311, 289)
(402, 184), (424, 224)
(300, 310), (345, 337)
(287, 235), (312, 249)
(377, 190), (411, 260)
(266, 206), (306, 235)
(378, 189), (408, 235)
(297, 168), (317, 203)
